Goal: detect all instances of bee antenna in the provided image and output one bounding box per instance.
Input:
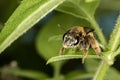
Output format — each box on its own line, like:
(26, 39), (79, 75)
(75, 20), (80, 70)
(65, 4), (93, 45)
(57, 24), (66, 32)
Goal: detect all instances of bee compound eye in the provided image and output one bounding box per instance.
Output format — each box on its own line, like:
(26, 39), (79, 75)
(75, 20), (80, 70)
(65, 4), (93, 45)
(63, 34), (80, 48)
(67, 39), (78, 46)
(67, 37), (79, 46)
(73, 36), (79, 45)
(64, 35), (69, 42)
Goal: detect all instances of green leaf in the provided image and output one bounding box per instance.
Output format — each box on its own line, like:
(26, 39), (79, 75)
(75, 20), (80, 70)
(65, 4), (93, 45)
(100, 0), (120, 11)
(65, 71), (93, 80)
(47, 55), (101, 64)
(56, 0), (107, 46)
(104, 67), (120, 80)
(0, 23), (3, 30)
(56, 0), (99, 20)
(0, 69), (49, 79)
(85, 59), (100, 72)
(0, 0), (65, 53)
(48, 35), (62, 42)
(113, 46), (120, 58)
(108, 15), (120, 51)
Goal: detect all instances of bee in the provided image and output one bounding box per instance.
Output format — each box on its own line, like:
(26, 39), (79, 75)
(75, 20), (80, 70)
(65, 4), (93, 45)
(59, 26), (101, 63)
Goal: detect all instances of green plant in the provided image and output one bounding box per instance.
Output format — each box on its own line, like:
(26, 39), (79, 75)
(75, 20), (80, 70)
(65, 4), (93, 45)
(0, 0), (120, 80)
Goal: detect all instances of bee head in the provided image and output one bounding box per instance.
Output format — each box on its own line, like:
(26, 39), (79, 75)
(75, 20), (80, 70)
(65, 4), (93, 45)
(62, 32), (81, 48)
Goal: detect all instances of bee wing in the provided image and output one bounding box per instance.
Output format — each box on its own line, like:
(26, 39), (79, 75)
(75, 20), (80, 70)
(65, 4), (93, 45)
(84, 27), (94, 34)
(87, 33), (101, 55)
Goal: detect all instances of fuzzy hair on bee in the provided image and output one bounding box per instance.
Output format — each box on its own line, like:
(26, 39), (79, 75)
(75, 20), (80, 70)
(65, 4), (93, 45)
(59, 26), (101, 63)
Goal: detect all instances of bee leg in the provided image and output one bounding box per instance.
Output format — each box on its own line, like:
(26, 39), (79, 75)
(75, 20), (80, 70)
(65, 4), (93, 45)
(81, 39), (90, 63)
(82, 48), (88, 63)
(79, 44), (83, 50)
(59, 47), (65, 55)
(79, 40), (84, 51)
(87, 33), (101, 55)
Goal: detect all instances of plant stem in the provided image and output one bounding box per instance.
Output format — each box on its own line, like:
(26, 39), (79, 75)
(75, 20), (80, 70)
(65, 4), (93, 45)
(107, 15), (120, 51)
(113, 46), (120, 58)
(93, 60), (109, 80)
(93, 15), (120, 80)
(88, 17), (107, 46)
(53, 62), (62, 80)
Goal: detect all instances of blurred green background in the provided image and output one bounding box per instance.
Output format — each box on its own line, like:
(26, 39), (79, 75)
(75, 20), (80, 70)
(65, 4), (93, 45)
(0, 0), (120, 80)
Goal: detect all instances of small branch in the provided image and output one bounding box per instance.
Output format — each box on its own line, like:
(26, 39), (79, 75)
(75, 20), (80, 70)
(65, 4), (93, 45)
(108, 15), (120, 51)
(53, 62), (62, 80)
(113, 46), (120, 58)
(93, 60), (109, 80)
